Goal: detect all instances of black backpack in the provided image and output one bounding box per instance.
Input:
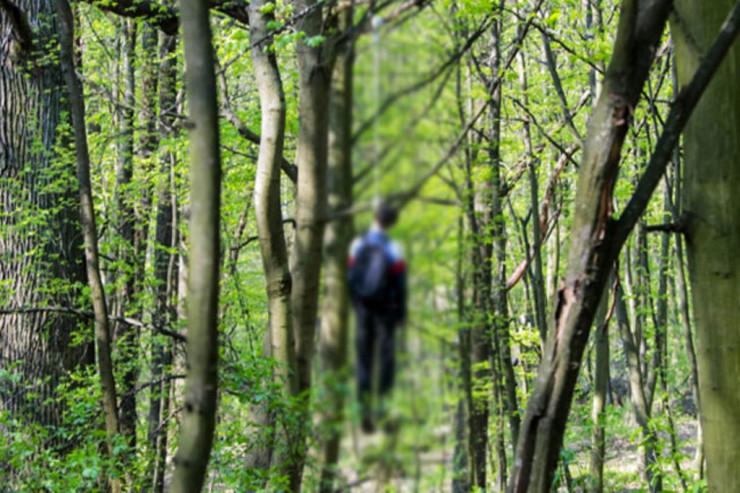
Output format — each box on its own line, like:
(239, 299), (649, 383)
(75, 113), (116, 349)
(349, 237), (390, 306)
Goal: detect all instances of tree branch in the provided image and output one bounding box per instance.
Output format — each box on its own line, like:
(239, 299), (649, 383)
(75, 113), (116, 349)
(0, 306), (187, 342)
(643, 222), (687, 233)
(351, 15), (494, 144)
(216, 55), (298, 182)
(613, 1), (740, 247)
(75, 0), (250, 35)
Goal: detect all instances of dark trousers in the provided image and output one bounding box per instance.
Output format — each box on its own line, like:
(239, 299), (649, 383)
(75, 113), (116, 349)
(355, 304), (398, 404)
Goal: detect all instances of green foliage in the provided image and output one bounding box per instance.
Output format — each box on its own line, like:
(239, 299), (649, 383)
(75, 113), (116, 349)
(1, 0), (711, 490)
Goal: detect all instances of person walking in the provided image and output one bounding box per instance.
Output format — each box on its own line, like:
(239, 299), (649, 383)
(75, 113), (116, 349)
(348, 202), (407, 433)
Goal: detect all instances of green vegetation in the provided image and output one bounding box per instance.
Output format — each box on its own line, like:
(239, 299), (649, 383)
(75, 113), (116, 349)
(0, 0), (738, 491)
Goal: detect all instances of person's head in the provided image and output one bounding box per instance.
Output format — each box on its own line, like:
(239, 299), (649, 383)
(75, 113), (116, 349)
(374, 201), (399, 230)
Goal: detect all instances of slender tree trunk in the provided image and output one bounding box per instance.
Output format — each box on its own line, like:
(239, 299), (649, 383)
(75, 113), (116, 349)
(615, 278), (661, 491)
(243, 0), (294, 483)
(286, 1), (332, 488)
(672, 184), (704, 476)
(147, 30), (178, 493)
(672, 2), (740, 491)
(453, 213), (471, 493)
(55, 2), (122, 490)
(318, 7), (354, 492)
(668, 66), (704, 478)
(170, 0), (222, 487)
(589, 288), (609, 493)
(461, 58), (492, 490)
(492, 5), (519, 459)
(113, 17), (139, 452)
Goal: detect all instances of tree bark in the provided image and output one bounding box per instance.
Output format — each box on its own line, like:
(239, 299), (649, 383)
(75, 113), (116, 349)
(113, 17), (139, 452)
(55, 1), (122, 490)
(285, 1), (332, 489)
(170, 0), (221, 487)
(589, 287), (609, 493)
(318, 6), (354, 492)
(147, 29), (178, 493)
(508, 2), (674, 490)
(672, 2), (740, 491)
(0, 0), (91, 432)
(243, 0), (293, 484)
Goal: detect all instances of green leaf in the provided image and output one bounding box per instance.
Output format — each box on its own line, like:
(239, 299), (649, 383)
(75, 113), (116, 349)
(259, 2), (275, 14)
(305, 35), (326, 48)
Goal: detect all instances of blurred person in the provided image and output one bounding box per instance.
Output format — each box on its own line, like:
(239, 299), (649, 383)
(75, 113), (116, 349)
(348, 201), (407, 433)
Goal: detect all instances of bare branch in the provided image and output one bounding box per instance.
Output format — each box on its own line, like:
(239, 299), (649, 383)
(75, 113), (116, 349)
(352, 15), (494, 143)
(216, 55), (298, 182)
(0, 306), (187, 342)
(613, 0), (740, 247)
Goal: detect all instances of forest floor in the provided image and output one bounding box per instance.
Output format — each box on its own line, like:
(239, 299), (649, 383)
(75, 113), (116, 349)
(330, 409), (700, 492)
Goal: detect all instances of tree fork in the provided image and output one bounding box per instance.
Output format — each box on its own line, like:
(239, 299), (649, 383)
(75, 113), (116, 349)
(508, 0), (740, 489)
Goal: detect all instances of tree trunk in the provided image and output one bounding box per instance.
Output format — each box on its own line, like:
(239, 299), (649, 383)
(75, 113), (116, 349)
(461, 59), (492, 491)
(55, 1), (122, 490)
(508, 3), (674, 490)
(170, 0), (222, 487)
(147, 29), (178, 493)
(318, 7), (354, 492)
(0, 0), (91, 431)
(243, 0), (293, 483)
(672, 2), (740, 491)
(589, 288), (609, 493)
(285, 1), (332, 489)
(113, 17), (139, 452)
(615, 278), (661, 491)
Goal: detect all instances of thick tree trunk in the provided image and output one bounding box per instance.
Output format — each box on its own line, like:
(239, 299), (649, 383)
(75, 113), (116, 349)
(55, 1), (122, 490)
(170, 0), (221, 487)
(672, 2), (740, 491)
(317, 8), (354, 492)
(0, 0), (91, 430)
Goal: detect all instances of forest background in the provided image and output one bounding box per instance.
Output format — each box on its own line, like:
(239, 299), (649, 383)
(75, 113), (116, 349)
(0, 0), (738, 491)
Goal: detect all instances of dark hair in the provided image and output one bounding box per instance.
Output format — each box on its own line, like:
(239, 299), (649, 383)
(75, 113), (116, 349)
(374, 202), (399, 229)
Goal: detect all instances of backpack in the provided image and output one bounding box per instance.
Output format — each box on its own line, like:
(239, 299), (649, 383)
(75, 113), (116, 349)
(349, 237), (390, 306)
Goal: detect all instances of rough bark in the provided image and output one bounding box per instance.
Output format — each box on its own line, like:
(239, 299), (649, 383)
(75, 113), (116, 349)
(169, 0), (221, 487)
(0, 0), (91, 431)
(55, 1), (122, 490)
(672, 2), (740, 491)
